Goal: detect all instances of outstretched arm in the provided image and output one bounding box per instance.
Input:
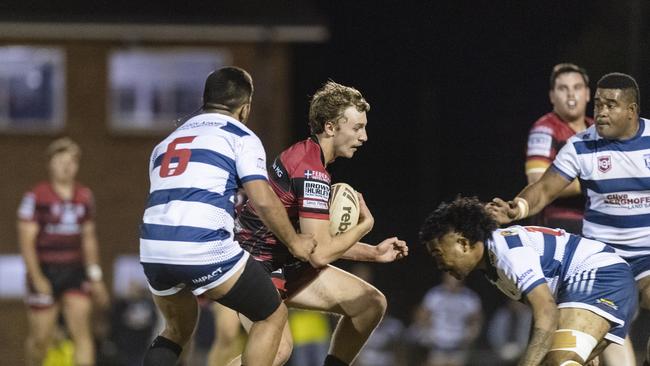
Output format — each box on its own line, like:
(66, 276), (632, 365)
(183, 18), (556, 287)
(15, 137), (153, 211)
(488, 168), (572, 224)
(341, 237), (408, 262)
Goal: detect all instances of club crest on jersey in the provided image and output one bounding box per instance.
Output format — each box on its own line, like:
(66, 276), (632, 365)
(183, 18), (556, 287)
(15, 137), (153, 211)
(598, 155), (612, 173)
(644, 154), (650, 171)
(304, 169), (330, 183)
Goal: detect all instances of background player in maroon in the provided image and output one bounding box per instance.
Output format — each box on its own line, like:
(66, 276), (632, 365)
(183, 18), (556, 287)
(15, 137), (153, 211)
(524, 63), (592, 234)
(234, 81), (408, 366)
(17, 137), (109, 366)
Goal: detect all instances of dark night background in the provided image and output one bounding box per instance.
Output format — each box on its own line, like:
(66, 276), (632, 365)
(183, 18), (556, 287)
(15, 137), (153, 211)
(2, 0), (648, 334)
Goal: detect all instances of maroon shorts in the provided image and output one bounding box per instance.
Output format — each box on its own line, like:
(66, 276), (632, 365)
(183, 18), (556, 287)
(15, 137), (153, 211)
(268, 261), (322, 300)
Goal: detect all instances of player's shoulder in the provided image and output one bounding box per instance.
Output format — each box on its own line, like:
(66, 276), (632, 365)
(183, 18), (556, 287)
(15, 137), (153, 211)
(176, 113), (257, 138)
(529, 112), (562, 135)
(75, 183), (94, 202)
(28, 181), (52, 197)
(571, 124), (599, 143)
(280, 137), (328, 176)
(489, 227), (528, 256)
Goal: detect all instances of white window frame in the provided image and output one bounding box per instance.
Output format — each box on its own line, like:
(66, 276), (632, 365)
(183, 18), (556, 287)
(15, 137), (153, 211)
(107, 48), (230, 134)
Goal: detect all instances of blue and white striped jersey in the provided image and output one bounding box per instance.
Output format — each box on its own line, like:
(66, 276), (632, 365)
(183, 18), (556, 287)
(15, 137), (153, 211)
(552, 118), (650, 258)
(484, 226), (625, 301)
(140, 113), (268, 265)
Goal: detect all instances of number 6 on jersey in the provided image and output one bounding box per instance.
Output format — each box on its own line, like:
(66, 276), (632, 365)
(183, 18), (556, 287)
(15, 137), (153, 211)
(159, 136), (197, 177)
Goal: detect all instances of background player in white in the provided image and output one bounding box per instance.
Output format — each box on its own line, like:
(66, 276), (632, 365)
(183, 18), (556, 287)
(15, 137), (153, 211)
(421, 197), (637, 366)
(489, 72), (650, 366)
(140, 67), (316, 366)
(418, 273), (482, 366)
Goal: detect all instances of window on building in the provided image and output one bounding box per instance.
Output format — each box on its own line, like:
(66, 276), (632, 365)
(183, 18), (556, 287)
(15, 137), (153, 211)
(108, 49), (229, 133)
(0, 46), (65, 133)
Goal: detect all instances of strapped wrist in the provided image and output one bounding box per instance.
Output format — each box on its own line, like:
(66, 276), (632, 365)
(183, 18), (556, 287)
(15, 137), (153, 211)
(513, 197), (529, 220)
(86, 264), (103, 282)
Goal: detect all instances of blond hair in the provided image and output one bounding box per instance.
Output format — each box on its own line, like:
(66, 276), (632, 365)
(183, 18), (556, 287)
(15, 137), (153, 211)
(308, 81), (370, 134)
(46, 137), (81, 161)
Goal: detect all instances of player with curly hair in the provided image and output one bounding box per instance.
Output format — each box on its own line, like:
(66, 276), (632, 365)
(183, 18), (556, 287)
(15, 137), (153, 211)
(421, 197), (637, 366)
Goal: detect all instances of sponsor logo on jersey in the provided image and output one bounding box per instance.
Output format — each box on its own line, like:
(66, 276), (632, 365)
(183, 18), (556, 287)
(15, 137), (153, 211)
(304, 169), (330, 183)
(500, 230), (517, 236)
(517, 269), (534, 284)
(644, 154), (650, 171)
(256, 157), (266, 170)
(303, 199), (328, 210)
(527, 132), (553, 157)
(596, 297), (618, 310)
(303, 181), (330, 201)
(272, 160), (284, 178)
(604, 193), (650, 206)
(192, 267), (224, 284)
(598, 155), (612, 173)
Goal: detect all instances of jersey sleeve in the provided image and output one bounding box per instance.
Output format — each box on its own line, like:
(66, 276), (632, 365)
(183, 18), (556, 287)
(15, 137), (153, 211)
(550, 137), (580, 181)
(81, 188), (96, 222)
(499, 246), (547, 296)
(236, 135), (269, 184)
(17, 191), (36, 221)
(525, 125), (554, 175)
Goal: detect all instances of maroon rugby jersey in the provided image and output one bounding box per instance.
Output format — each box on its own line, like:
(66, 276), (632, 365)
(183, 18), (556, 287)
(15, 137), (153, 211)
(236, 137), (330, 268)
(18, 182), (94, 264)
(525, 112), (593, 228)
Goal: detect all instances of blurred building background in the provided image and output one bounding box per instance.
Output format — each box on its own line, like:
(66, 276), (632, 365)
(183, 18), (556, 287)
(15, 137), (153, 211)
(1, 1), (649, 365)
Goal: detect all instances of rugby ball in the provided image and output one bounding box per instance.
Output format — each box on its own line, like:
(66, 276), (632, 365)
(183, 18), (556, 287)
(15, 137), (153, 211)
(329, 183), (360, 236)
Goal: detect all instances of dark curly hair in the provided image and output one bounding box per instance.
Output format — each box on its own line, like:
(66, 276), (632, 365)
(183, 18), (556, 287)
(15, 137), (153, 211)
(419, 197), (498, 246)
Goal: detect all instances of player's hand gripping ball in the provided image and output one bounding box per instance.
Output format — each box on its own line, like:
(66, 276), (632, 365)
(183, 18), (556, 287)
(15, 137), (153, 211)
(329, 183), (360, 236)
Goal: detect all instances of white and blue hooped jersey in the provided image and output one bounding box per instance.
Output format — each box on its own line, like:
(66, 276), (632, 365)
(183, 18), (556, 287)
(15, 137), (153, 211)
(484, 226), (626, 301)
(140, 113), (268, 265)
(551, 118), (650, 258)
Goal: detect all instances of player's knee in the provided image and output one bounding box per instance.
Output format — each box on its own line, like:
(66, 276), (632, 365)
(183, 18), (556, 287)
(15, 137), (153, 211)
(544, 350), (584, 365)
(547, 329), (598, 366)
(163, 321), (196, 345)
(363, 287), (387, 318)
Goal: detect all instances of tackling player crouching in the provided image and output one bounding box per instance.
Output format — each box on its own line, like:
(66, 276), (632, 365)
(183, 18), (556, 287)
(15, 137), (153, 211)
(233, 81), (408, 366)
(421, 197), (637, 366)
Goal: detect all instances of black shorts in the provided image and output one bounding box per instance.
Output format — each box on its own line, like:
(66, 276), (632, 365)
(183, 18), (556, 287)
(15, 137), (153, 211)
(26, 263), (89, 308)
(217, 256), (283, 322)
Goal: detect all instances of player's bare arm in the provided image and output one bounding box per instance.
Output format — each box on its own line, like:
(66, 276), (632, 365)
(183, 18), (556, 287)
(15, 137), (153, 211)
(519, 283), (559, 366)
(488, 169), (572, 225)
(300, 192), (374, 268)
(81, 221), (110, 308)
(243, 179), (317, 261)
(17, 220), (51, 295)
(527, 170), (581, 198)
(341, 237), (408, 262)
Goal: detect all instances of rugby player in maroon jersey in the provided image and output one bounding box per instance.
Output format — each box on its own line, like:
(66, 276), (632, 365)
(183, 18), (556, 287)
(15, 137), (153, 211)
(231, 81), (408, 366)
(18, 138), (109, 366)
